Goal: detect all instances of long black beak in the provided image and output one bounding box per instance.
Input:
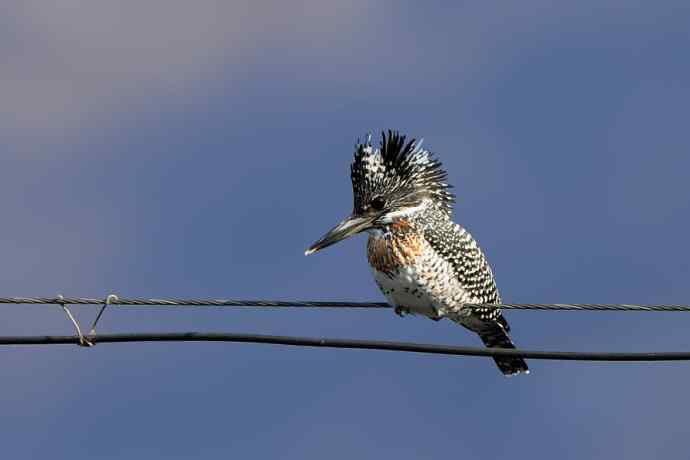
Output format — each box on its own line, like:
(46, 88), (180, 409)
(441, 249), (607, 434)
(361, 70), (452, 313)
(305, 215), (376, 255)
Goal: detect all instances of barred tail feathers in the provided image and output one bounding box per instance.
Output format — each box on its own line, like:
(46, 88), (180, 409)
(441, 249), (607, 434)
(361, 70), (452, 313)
(459, 313), (529, 376)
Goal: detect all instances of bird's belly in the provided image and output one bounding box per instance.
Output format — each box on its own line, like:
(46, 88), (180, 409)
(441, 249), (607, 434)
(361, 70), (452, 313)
(373, 266), (439, 318)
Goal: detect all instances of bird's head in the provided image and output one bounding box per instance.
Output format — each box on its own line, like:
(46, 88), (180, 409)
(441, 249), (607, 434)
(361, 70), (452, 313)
(306, 130), (454, 255)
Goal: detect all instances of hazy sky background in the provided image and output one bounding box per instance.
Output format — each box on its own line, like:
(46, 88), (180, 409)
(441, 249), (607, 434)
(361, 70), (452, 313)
(2, 1), (690, 458)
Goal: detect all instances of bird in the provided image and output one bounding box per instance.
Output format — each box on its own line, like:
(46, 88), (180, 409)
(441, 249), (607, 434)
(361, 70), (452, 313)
(305, 131), (529, 376)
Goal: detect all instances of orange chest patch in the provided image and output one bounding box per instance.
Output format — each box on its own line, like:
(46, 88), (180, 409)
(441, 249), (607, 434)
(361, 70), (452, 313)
(367, 232), (425, 273)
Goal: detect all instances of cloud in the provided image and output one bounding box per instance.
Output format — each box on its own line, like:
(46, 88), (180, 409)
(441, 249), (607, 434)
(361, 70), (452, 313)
(7, 0), (652, 152)
(5, 0), (671, 157)
(1, 1), (379, 150)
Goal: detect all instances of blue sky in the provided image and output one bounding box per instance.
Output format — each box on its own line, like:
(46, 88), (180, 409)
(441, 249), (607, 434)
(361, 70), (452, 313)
(3, 1), (690, 458)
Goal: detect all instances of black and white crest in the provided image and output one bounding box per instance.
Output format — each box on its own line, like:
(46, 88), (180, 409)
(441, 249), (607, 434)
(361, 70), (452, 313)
(350, 131), (455, 215)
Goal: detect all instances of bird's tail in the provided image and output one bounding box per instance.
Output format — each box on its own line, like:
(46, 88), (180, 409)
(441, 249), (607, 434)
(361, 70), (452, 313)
(462, 314), (529, 376)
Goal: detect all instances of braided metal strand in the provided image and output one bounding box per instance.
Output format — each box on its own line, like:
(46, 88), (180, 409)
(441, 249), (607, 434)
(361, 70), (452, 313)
(2, 297), (690, 312)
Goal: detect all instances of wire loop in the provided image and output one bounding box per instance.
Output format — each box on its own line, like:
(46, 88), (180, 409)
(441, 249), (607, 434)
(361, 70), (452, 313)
(89, 294), (119, 335)
(55, 294), (93, 347)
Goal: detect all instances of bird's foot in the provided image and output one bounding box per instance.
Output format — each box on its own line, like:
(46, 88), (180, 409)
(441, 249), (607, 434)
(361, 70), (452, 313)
(394, 305), (411, 317)
(428, 309), (445, 322)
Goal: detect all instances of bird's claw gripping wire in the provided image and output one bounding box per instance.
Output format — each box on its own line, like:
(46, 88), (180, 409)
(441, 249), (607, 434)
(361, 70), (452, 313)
(394, 305), (411, 317)
(56, 295), (94, 347)
(396, 305), (444, 321)
(429, 312), (444, 322)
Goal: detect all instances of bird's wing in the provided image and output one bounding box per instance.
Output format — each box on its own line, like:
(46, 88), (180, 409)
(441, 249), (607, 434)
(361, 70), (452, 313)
(419, 212), (528, 375)
(420, 213), (502, 321)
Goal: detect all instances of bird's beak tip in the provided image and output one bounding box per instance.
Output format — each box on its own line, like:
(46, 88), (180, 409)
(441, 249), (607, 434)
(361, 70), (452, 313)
(305, 215), (373, 258)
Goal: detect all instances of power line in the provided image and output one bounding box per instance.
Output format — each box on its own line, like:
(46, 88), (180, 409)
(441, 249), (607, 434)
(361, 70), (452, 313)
(3, 296), (690, 362)
(1, 331), (690, 361)
(2, 296), (690, 312)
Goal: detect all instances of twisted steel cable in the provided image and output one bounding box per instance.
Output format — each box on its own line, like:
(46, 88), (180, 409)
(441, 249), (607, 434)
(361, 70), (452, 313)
(2, 296), (690, 312)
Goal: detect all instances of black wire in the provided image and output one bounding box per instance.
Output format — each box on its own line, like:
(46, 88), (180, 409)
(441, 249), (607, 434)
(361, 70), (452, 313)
(3, 332), (690, 361)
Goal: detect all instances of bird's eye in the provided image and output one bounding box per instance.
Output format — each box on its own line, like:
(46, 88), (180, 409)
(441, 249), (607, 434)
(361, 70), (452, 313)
(370, 196), (386, 211)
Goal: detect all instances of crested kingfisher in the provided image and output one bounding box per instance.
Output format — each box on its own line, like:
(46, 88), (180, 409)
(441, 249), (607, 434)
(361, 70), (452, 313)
(306, 131), (529, 376)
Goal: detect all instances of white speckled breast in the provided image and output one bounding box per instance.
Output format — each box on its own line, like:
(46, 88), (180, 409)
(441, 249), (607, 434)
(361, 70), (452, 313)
(373, 266), (439, 318)
(369, 231), (472, 321)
